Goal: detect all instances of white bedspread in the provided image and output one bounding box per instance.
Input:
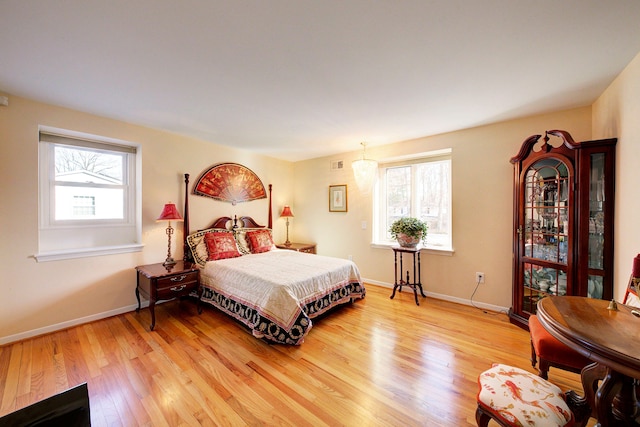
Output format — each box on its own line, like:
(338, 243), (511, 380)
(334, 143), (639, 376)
(199, 249), (365, 344)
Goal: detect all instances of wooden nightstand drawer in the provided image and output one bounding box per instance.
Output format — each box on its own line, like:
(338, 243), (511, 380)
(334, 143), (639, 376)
(156, 271), (199, 292)
(156, 281), (198, 300)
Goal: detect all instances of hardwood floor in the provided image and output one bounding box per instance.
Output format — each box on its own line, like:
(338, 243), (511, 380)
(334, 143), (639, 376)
(0, 284), (593, 426)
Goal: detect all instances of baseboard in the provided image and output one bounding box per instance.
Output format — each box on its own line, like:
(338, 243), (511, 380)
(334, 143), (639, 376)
(0, 301), (149, 346)
(363, 278), (509, 314)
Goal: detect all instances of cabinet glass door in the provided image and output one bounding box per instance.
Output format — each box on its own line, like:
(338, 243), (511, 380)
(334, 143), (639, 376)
(588, 153), (605, 298)
(520, 157), (570, 315)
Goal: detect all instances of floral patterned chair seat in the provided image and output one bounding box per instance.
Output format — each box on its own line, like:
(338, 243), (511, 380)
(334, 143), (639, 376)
(476, 364), (589, 427)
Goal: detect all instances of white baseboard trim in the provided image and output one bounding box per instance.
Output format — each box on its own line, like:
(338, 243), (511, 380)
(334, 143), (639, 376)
(363, 278), (509, 314)
(0, 301), (149, 346)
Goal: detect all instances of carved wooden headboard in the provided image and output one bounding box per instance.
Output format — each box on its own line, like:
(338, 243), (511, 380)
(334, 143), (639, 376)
(182, 173), (273, 261)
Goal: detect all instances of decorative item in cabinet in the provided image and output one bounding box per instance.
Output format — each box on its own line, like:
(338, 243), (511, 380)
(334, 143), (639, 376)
(509, 130), (616, 330)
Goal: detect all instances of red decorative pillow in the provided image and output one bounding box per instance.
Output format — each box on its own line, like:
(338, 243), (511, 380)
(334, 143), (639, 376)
(246, 229), (274, 253)
(204, 232), (241, 260)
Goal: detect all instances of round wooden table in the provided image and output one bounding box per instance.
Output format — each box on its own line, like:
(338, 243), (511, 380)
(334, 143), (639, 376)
(537, 295), (640, 426)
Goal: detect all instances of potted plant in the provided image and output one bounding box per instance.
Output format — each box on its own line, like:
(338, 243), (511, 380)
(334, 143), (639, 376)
(389, 217), (428, 248)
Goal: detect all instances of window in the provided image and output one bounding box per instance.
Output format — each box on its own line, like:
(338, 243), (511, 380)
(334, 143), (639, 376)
(373, 149), (452, 251)
(36, 128), (142, 261)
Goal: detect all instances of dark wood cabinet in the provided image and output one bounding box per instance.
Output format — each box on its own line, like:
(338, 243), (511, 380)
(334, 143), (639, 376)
(509, 130), (616, 329)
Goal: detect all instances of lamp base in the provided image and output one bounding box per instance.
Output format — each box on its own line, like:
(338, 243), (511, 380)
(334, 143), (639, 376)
(163, 257), (176, 267)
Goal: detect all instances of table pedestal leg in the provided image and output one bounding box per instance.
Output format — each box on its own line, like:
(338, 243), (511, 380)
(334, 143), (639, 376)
(595, 367), (639, 427)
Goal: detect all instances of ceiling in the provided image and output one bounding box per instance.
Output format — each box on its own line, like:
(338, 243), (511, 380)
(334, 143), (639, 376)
(2, 1), (640, 162)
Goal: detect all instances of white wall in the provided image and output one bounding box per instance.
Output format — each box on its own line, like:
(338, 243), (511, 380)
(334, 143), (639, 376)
(592, 51), (640, 302)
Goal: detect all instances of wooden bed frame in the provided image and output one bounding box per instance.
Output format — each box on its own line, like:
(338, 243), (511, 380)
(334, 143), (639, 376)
(182, 173), (273, 261)
(180, 173), (365, 345)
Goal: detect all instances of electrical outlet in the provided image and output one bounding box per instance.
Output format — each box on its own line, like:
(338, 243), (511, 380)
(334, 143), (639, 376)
(476, 272), (485, 284)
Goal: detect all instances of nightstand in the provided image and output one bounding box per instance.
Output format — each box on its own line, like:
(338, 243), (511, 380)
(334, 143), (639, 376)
(135, 261), (200, 330)
(275, 242), (317, 254)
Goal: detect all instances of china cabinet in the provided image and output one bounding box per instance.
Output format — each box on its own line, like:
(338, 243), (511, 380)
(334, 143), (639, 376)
(509, 130), (616, 329)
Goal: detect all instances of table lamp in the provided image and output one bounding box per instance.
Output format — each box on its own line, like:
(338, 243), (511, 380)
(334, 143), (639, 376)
(157, 202), (183, 266)
(280, 205), (294, 246)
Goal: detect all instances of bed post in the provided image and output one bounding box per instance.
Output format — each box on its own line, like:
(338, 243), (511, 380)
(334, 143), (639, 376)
(183, 173), (190, 262)
(268, 184), (272, 229)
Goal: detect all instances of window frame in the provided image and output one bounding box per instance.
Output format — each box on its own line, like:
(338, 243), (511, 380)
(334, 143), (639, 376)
(36, 127), (143, 262)
(372, 149), (453, 255)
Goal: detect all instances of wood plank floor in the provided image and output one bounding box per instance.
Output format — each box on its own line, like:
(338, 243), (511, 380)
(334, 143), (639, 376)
(0, 284), (595, 426)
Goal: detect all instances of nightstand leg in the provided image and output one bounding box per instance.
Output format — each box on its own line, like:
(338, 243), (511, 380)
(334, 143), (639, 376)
(149, 300), (156, 331)
(135, 285), (141, 312)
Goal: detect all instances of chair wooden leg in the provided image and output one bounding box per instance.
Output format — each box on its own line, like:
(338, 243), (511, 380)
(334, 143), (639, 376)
(564, 389), (591, 427)
(530, 336), (549, 380)
(475, 405), (492, 427)
(538, 359), (550, 380)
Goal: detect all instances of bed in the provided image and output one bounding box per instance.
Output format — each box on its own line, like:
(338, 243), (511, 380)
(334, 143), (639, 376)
(182, 174), (366, 345)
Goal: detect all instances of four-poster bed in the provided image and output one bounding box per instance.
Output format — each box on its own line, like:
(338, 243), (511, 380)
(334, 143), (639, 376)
(181, 173), (365, 345)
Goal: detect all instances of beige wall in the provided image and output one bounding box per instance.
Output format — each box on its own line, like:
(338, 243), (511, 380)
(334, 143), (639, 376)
(592, 51), (640, 302)
(293, 108), (592, 309)
(0, 95), (293, 343)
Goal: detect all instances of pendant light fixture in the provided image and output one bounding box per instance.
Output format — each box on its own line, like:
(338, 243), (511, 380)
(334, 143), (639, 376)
(352, 142), (378, 194)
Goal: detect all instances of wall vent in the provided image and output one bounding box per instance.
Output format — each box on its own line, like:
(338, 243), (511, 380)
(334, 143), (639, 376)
(331, 160), (344, 170)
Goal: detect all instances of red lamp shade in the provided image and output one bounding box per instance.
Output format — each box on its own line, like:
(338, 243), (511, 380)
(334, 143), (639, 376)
(280, 205), (294, 218)
(157, 203), (183, 221)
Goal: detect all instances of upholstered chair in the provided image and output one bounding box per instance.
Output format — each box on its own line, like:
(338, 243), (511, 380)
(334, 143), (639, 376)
(476, 363), (590, 427)
(529, 314), (592, 380)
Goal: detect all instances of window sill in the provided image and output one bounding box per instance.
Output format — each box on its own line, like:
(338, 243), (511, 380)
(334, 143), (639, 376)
(371, 242), (454, 256)
(34, 243), (144, 262)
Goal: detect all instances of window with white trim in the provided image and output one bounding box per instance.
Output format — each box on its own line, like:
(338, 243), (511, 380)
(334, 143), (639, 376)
(37, 129), (142, 261)
(374, 150), (452, 250)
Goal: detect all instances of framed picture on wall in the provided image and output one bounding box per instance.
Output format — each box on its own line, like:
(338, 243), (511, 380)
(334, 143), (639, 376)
(329, 185), (348, 212)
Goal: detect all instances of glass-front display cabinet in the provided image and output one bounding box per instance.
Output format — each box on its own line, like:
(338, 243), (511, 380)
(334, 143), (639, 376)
(509, 130), (616, 329)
